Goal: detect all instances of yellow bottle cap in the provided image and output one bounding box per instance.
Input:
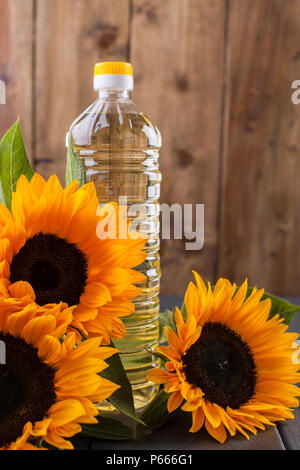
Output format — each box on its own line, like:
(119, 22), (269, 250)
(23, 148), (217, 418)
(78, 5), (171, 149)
(94, 62), (133, 76)
(94, 62), (134, 91)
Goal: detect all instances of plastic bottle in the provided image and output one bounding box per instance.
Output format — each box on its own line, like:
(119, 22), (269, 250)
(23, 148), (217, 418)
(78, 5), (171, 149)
(68, 62), (161, 409)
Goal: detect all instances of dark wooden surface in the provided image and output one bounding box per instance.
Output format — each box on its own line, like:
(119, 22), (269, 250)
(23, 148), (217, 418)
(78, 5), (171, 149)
(72, 296), (300, 451)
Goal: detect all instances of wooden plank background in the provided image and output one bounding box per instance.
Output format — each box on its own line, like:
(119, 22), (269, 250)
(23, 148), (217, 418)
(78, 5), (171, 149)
(1, 0), (300, 296)
(0, 0), (34, 159)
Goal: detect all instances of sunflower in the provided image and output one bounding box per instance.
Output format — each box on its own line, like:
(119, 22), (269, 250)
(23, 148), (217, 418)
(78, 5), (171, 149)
(148, 272), (300, 443)
(0, 173), (146, 343)
(0, 301), (119, 450)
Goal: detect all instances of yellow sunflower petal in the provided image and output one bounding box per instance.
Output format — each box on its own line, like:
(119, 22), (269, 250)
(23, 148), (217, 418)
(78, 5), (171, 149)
(202, 401), (222, 428)
(167, 391), (184, 412)
(31, 419), (52, 437)
(48, 399), (86, 427)
(44, 430), (74, 450)
(205, 420), (227, 444)
(37, 335), (62, 363)
(80, 282), (112, 308)
(147, 270), (300, 444)
(147, 368), (175, 384)
(8, 281), (35, 300)
(22, 315), (57, 345)
(0, 303), (119, 450)
(0, 173), (147, 343)
(189, 407), (205, 433)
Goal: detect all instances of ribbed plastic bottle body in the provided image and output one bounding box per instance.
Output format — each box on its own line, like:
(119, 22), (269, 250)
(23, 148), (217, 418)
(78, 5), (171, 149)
(69, 90), (161, 409)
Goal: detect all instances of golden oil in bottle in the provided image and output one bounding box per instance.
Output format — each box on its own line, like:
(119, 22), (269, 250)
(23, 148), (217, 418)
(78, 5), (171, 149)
(68, 62), (161, 410)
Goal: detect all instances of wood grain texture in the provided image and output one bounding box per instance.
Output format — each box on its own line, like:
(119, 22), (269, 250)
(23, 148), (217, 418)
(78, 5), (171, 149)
(2, 0), (300, 296)
(130, 0), (226, 295)
(0, 0), (34, 158)
(34, 0), (130, 181)
(278, 406), (300, 450)
(90, 409), (285, 450)
(218, 0), (300, 295)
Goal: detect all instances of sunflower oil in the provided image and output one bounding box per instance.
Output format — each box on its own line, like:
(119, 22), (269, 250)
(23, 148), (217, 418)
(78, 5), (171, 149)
(68, 62), (161, 410)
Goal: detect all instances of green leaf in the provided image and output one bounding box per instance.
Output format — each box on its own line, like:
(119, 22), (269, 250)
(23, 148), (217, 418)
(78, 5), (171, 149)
(181, 302), (187, 320)
(0, 118), (34, 209)
(81, 389), (171, 441)
(159, 309), (177, 342)
(65, 134), (85, 187)
(81, 416), (134, 441)
(139, 389), (170, 429)
(135, 389), (170, 438)
(99, 341), (145, 425)
(81, 391), (171, 441)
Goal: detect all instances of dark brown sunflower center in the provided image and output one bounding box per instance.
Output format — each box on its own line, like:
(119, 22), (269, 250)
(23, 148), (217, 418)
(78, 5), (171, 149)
(182, 322), (257, 409)
(0, 333), (56, 448)
(10, 232), (88, 306)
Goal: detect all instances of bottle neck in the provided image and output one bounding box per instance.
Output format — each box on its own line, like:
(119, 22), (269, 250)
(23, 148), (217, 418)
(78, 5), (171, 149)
(98, 88), (131, 100)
